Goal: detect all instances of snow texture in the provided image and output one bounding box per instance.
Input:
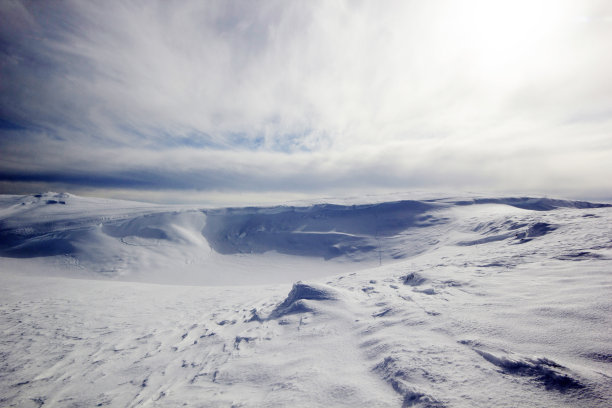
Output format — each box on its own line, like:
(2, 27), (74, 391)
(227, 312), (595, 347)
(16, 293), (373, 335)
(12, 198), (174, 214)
(0, 192), (611, 407)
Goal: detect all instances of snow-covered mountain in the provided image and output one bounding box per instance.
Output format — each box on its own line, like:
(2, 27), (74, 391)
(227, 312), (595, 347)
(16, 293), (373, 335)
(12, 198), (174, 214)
(0, 192), (611, 407)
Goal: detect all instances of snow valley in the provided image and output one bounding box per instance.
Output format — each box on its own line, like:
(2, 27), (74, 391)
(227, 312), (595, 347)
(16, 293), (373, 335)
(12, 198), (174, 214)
(0, 193), (611, 407)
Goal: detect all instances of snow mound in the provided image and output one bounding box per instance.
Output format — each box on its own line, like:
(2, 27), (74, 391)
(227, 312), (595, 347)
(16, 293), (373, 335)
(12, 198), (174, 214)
(473, 350), (585, 392)
(402, 272), (428, 286)
(269, 282), (339, 318)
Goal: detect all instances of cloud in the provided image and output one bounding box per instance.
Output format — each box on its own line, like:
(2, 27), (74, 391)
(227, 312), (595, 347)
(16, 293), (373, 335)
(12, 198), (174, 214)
(1, 0), (611, 203)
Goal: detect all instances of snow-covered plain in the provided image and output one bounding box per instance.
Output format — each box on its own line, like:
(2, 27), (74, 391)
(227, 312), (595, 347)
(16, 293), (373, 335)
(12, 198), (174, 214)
(0, 192), (611, 407)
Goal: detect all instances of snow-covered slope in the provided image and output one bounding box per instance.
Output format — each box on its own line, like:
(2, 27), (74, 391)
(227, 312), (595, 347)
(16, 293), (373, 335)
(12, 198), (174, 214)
(0, 193), (611, 407)
(2, 193), (606, 284)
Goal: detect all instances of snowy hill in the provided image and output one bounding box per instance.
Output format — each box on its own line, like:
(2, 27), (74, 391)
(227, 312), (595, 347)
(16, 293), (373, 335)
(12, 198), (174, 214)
(1, 192), (608, 284)
(0, 193), (611, 407)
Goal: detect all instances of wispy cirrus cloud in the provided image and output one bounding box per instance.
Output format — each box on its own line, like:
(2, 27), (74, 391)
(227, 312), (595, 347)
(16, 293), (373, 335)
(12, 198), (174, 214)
(1, 0), (611, 203)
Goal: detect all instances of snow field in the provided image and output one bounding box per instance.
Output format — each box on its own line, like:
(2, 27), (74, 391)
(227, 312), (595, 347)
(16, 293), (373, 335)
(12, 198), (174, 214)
(0, 193), (611, 407)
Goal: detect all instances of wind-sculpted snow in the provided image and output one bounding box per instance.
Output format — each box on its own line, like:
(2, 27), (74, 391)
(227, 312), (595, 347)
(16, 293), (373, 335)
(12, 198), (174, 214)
(373, 356), (445, 408)
(456, 221), (558, 246)
(269, 282), (339, 318)
(1, 193), (611, 407)
(0, 193), (179, 259)
(3, 194), (608, 278)
(402, 272), (428, 286)
(202, 200), (448, 259)
(453, 197), (611, 211)
(0, 196), (453, 281)
(471, 349), (585, 392)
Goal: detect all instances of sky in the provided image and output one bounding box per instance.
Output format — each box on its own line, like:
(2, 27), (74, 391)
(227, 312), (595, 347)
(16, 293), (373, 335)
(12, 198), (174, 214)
(1, 0), (611, 205)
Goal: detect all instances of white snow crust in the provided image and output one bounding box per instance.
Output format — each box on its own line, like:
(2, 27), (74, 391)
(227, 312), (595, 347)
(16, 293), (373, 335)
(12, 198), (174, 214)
(1, 192), (611, 407)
